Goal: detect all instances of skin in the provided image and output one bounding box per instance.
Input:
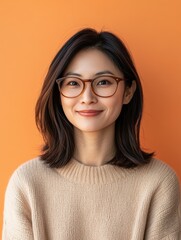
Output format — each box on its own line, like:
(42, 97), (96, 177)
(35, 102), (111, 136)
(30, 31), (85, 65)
(60, 48), (136, 166)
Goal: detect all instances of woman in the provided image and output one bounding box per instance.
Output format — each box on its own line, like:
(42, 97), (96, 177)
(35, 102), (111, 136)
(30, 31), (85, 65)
(3, 28), (181, 239)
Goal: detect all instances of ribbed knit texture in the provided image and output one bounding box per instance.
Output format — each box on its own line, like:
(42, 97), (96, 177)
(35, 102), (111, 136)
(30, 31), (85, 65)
(2, 158), (181, 240)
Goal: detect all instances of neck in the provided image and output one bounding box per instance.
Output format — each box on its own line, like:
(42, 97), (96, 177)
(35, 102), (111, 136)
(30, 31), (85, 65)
(73, 126), (116, 166)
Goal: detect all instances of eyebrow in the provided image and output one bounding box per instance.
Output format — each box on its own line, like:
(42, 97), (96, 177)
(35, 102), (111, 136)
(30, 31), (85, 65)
(95, 71), (114, 76)
(64, 70), (114, 77)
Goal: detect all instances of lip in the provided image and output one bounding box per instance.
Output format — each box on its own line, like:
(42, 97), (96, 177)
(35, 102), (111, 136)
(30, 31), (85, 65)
(76, 110), (103, 117)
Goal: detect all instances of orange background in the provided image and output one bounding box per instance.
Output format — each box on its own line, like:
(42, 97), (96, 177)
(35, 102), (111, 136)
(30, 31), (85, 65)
(1, 0), (181, 234)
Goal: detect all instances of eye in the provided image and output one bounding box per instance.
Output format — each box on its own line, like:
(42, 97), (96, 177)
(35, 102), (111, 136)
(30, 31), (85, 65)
(97, 79), (112, 85)
(62, 77), (81, 87)
(95, 76), (115, 87)
(68, 81), (79, 86)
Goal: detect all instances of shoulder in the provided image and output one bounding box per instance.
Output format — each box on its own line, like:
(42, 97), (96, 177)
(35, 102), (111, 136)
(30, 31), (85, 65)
(138, 158), (180, 185)
(126, 158), (181, 198)
(141, 159), (181, 238)
(6, 157), (58, 191)
(14, 157), (48, 174)
(137, 158), (181, 204)
(10, 157), (48, 178)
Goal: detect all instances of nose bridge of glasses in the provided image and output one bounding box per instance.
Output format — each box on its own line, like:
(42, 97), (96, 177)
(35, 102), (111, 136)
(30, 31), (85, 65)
(83, 79), (93, 84)
(81, 79), (95, 94)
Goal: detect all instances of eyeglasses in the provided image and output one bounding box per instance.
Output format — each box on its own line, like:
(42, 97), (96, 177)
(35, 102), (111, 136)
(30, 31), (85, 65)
(56, 75), (125, 98)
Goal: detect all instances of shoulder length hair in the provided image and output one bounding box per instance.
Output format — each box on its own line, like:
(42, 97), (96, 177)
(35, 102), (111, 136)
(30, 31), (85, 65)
(35, 28), (154, 168)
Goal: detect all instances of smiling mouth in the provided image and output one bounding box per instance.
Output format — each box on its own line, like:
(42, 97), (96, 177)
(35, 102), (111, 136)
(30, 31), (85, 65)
(76, 110), (103, 117)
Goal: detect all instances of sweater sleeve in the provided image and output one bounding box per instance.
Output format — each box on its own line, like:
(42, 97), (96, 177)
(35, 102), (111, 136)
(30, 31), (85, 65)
(144, 168), (181, 239)
(2, 170), (34, 240)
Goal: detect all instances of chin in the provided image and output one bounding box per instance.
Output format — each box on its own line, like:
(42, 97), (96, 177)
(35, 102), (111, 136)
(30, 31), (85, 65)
(74, 123), (114, 133)
(77, 128), (102, 133)
(75, 125), (104, 133)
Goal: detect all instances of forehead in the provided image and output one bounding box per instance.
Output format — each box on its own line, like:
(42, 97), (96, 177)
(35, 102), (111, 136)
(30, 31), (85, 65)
(64, 48), (123, 77)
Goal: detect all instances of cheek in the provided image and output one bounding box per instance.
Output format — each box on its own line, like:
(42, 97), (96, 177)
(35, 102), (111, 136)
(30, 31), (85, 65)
(60, 97), (70, 115)
(109, 90), (125, 112)
(104, 96), (124, 122)
(111, 101), (124, 118)
(60, 96), (72, 108)
(60, 97), (77, 122)
(113, 92), (126, 118)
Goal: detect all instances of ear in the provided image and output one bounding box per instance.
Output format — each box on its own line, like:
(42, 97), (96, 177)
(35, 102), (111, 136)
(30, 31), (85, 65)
(123, 81), (136, 104)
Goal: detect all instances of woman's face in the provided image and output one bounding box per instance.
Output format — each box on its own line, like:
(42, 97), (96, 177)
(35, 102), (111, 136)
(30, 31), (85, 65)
(60, 48), (135, 133)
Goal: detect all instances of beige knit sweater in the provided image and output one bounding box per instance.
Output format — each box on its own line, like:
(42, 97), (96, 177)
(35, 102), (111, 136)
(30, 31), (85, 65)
(2, 157), (181, 240)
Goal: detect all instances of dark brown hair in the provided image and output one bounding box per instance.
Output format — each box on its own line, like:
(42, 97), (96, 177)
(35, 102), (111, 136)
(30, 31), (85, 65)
(35, 28), (154, 168)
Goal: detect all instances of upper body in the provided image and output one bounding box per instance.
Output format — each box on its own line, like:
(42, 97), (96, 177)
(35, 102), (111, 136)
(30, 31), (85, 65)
(3, 28), (181, 239)
(3, 157), (181, 240)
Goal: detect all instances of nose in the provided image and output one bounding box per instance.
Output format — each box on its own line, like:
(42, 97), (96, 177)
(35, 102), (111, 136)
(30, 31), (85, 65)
(80, 82), (98, 104)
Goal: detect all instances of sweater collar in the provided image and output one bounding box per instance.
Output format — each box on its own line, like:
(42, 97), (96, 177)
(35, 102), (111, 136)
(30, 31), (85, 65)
(56, 158), (127, 184)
